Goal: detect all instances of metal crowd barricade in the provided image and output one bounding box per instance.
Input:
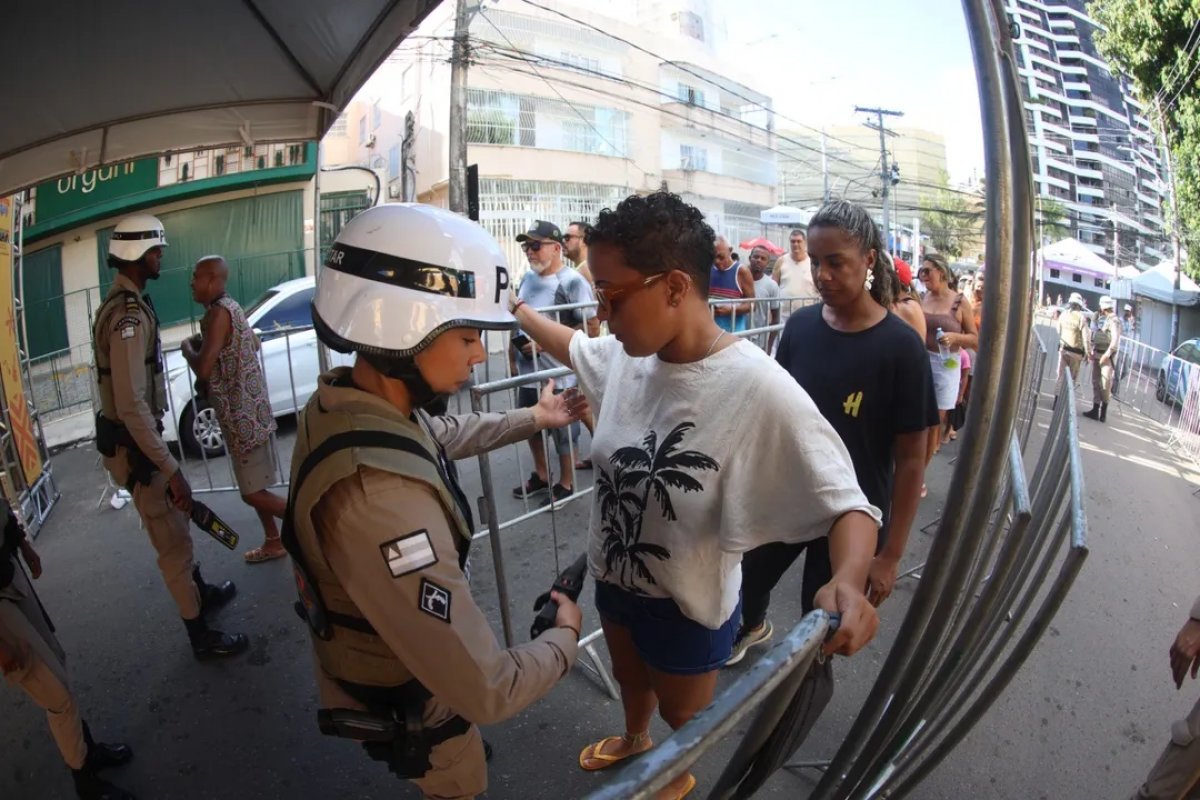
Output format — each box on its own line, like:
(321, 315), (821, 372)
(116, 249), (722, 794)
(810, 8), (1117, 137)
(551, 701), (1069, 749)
(584, 611), (835, 800)
(166, 324), (316, 494)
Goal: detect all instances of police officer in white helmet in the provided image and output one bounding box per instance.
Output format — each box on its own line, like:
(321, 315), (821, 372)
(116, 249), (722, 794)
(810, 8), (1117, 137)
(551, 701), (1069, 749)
(287, 203), (586, 799)
(92, 214), (248, 660)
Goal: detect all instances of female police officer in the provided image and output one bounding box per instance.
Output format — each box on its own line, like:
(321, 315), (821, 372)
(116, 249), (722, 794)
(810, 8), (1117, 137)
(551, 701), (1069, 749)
(285, 203), (584, 800)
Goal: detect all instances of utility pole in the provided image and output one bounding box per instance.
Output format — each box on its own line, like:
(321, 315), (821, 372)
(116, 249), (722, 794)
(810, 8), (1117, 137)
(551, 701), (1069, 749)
(856, 106), (903, 251)
(448, 0), (478, 215)
(1157, 97), (1184, 350)
(821, 128), (830, 204)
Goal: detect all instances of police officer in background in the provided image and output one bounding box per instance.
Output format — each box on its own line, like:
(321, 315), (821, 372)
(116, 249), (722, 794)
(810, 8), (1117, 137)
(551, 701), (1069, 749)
(92, 215), (247, 660)
(0, 502), (135, 799)
(1083, 295), (1120, 423)
(286, 204), (584, 800)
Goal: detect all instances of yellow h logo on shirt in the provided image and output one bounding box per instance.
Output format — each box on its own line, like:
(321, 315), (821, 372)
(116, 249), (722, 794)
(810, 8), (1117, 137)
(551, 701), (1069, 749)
(843, 391), (863, 418)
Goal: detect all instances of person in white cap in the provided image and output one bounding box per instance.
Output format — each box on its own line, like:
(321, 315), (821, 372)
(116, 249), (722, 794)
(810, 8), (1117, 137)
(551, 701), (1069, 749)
(1084, 295), (1120, 422)
(288, 203), (587, 799)
(1056, 291), (1091, 391)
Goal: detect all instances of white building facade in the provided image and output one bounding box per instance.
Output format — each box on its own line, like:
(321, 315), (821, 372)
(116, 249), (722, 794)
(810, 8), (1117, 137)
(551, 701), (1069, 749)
(1006, 0), (1169, 270)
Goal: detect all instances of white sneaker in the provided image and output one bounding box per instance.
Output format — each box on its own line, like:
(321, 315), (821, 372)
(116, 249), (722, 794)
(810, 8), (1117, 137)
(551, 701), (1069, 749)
(725, 620), (774, 666)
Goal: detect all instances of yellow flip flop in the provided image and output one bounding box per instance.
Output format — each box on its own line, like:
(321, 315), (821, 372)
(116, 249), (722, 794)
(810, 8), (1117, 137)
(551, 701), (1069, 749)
(659, 773), (697, 800)
(578, 735), (653, 771)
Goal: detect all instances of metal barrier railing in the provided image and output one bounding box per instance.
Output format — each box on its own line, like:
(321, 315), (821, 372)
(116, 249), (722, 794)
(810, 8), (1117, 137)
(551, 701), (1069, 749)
(584, 611), (835, 800)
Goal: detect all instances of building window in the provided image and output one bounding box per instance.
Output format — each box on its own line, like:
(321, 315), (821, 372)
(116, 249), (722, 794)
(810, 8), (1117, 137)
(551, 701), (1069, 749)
(1049, 268), (1061, 278)
(677, 10), (705, 42)
(562, 120), (598, 153)
(388, 144), (400, 180)
(680, 144), (707, 171)
(560, 51), (601, 74)
(328, 114), (348, 137)
(372, 100), (382, 131)
(1094, 278), (1104, 287)
(359, 115), (368, 145)
(677, 83), (705, 107)
(1072, 274), (1082, 283)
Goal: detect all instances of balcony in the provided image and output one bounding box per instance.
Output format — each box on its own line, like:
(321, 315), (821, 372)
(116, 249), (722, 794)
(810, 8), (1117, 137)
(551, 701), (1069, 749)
(658, 100), (772, 150)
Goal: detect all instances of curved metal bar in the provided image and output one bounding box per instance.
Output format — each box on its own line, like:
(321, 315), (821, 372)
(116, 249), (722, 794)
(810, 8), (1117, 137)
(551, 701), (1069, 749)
(810, 0), (1034, 794)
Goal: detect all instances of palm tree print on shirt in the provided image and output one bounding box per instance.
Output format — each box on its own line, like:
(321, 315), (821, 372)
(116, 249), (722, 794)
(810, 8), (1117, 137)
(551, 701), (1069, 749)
(595, 422), (720, 592)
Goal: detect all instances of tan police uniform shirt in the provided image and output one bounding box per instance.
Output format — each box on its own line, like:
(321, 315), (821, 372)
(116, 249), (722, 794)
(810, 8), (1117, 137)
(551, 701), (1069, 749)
(96, 273), (178, 477)
(308, 382), (578, 727)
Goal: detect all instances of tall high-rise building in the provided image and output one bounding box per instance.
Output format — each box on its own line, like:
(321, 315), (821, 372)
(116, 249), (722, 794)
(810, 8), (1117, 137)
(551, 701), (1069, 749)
(1006, 0), (1169, 271)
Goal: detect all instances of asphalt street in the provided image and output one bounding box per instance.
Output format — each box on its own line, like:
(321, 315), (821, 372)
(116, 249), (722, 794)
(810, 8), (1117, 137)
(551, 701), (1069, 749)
(2, 353), (1199, 799)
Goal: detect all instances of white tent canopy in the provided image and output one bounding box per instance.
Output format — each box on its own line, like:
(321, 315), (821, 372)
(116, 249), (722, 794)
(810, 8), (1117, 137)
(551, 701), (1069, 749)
(0, 0), (440, 196)
(1132, 261), (1200, 306)
(1037, 237), (1116, 279)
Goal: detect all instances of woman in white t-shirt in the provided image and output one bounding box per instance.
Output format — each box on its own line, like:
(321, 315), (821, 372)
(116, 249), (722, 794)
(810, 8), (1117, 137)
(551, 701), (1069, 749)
(510, 191), (880, 800)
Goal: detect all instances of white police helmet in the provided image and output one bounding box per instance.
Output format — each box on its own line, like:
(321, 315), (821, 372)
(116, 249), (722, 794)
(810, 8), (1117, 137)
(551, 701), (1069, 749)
(1068, 292), (1085, 307)
(313, 204), (515, 357)
(108, 214), (168, 263)
(1098, 295), (1115, 311)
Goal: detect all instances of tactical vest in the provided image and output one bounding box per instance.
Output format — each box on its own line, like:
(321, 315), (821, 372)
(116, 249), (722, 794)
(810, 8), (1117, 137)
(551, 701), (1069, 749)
(1059, 310), (1086, 351)
(284, 381), (475, 689)
(92, 288), (168, 419)
(1093, 318), (1115, 354)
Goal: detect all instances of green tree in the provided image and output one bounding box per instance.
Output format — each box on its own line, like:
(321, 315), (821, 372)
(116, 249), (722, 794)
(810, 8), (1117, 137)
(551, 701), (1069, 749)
(919, 170), (983, 259)
(1036, 196), (1071, 244)
(1089, 0), (1200, 277)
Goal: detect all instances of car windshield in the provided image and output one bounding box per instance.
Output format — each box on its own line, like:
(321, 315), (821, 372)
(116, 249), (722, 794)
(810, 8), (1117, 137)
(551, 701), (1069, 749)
(244, 289), (279, 321)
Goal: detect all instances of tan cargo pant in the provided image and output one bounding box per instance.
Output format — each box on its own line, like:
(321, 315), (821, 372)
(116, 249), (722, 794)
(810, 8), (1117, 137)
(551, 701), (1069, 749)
(1131, 694), (1200, 799)
(1093, 356), (1115, 404)
(1060, 349), (1084, 385)
(0, 562), (87, 769)
(106, 452), (201, 619)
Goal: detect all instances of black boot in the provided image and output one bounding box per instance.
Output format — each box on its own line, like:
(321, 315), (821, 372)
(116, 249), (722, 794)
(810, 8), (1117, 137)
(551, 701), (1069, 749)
(82, 722), (133, 771)
(184, 616), (249, 661)
(1082, 403), (1100, 420)
(1100, 402), (1108, 422)
(72, 767), (135, 800)
(193, 564), (237, 617)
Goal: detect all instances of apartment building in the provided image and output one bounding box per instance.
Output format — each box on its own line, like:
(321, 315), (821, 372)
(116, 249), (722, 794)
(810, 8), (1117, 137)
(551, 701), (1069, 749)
(1005, 0), (1168, 270)
(324, 0), (780, 275)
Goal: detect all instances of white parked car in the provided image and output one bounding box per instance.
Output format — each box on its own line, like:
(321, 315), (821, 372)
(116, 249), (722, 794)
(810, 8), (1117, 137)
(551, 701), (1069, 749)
(162, 277), (352, 457)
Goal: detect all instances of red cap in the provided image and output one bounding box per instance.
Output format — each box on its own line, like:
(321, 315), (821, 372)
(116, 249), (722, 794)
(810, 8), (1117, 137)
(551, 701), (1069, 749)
(893, 257), (913, 287)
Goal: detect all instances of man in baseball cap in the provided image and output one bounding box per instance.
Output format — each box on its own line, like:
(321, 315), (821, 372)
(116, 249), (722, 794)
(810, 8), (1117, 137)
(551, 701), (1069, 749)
(516, 220), (565, 246)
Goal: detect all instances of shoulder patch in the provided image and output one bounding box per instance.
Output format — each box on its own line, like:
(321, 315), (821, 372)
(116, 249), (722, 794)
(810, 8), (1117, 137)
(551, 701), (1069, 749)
(113, 315), (141, 332)
(380, 529), (438, 578)
(418, 577), (452, 623)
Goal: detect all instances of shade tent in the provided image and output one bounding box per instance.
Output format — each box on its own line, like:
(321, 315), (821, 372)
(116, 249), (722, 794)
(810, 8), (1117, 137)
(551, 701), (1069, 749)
(0, 0), (441, 196)
(1037, 237), (1116, 280)
(1132, 261), (1200, 306)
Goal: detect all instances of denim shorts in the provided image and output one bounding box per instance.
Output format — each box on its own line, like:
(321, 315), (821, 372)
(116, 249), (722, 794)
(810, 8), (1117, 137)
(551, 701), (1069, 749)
(594, 580), (741, 675)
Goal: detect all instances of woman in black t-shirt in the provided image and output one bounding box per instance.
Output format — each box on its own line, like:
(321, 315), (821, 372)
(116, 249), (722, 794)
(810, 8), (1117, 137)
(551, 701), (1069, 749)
(732, 201), (939, 672)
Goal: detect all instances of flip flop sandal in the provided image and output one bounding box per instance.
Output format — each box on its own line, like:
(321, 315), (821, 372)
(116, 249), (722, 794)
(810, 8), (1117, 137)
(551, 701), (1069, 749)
(659, 773), (697, 800)
(244, 543), (287, 564)
(575, 459), (594, 470)
(578, 735), (652, 771)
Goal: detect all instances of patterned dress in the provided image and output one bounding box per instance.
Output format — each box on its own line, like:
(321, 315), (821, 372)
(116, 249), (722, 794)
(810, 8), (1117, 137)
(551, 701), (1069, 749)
(203, 295), (275, 456)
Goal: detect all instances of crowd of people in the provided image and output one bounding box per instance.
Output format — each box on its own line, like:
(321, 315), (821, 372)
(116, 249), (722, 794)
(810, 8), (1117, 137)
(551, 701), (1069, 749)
(3, 195), (995, 800)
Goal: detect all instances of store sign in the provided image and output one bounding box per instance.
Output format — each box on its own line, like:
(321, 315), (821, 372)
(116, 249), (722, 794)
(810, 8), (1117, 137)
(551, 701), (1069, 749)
(34, 158), (158, 223)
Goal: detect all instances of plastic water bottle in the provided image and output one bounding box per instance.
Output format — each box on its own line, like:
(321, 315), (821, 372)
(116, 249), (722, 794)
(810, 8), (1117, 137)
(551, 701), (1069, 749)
(936, 327), (959, 370)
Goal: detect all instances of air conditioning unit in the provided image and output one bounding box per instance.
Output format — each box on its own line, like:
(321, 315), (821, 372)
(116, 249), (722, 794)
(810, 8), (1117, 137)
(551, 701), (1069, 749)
(680, 157), (695, 171)
(366, 134), (377, 148)
(388, 184), (402, 199)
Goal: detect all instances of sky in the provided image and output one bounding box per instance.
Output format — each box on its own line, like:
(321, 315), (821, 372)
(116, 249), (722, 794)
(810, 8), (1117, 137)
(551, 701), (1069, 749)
(718, 0), (986, 185)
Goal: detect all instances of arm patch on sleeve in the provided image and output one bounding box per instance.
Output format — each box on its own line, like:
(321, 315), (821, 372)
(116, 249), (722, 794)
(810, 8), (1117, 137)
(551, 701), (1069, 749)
(380, 529), (438, 578)
(418, 578), (452, 623)
(114, 315), (141, 339)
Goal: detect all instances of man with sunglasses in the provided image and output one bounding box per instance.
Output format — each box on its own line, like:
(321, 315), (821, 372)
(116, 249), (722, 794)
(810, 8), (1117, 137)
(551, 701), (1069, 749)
(511, 221), (600, 507)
